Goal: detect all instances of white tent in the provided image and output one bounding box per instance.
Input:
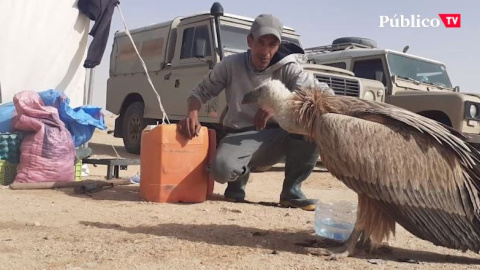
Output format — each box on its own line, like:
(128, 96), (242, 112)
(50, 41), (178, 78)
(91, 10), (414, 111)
(0, 0), (89, 107)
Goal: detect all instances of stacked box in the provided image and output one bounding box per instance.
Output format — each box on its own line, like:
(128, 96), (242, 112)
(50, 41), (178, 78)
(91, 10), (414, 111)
(0, 160), (83, 185)
(0, 133), (23, 163)
(75, 160), (83, 181)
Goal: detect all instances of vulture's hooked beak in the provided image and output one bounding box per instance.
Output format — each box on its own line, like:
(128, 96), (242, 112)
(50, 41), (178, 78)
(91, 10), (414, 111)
(242, 90), (261, 104)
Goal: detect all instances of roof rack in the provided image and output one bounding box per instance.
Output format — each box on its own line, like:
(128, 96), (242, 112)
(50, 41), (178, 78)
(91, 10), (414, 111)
(305, 42), (373, 54)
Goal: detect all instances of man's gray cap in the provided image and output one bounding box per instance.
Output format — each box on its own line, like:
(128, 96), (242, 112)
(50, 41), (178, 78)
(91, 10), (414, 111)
(249, 14), (283, 41)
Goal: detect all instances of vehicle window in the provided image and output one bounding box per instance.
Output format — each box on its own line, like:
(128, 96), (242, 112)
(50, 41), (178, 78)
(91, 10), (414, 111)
(194, 25), (212, 57)
(387, 52), (452, 88)
(220, 24), (302, 52)
(220, 25), (249, 52)
(180, 25), (212, 59)
(180, 27), (194, 59)
(353, 58), (386, 85)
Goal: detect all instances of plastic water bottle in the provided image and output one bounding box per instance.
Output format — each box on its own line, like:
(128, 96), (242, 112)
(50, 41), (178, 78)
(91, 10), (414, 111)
(129, 173), (141, 184)
(314, 200), (357, 242)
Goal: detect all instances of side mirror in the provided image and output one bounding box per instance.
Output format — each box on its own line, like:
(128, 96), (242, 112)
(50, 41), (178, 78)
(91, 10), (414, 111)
(374, 71), (384, 83)
(194, 39), (207, 58)
(391, 75), (397, 84)
(454, 85), (460, 92)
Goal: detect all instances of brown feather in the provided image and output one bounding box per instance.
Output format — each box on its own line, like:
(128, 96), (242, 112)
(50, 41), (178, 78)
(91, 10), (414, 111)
(285, 87), (480, 252)
(357, 195), (395, 247)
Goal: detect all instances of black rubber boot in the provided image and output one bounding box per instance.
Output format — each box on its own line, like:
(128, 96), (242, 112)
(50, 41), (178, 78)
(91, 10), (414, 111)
(224, 172), (249, 202)
(279, 135), (319, 211)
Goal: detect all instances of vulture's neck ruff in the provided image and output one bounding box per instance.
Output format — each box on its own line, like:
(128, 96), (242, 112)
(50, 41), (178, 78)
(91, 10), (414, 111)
(289, 88), (338, 138)
(254, 80), (335, 137)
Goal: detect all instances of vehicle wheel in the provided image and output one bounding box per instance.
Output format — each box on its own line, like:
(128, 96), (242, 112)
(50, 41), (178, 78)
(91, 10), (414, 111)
(332, 37), (377, 48)
(122, 102), (146, 154)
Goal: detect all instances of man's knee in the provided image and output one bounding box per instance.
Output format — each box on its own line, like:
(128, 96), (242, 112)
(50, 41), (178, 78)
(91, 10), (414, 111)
(210, 158), (246, 184)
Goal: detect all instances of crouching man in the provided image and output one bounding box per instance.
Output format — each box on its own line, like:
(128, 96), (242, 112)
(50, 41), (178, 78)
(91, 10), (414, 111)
(178, 14), (333, 211)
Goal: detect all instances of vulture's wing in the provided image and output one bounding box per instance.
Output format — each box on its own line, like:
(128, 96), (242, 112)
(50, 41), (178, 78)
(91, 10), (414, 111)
(315, 104), (480, 252)
(336, 96), (477, 168)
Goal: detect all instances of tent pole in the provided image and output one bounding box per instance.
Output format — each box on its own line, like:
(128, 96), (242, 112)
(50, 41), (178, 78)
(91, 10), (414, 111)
(82, 67), (95, 148)
(83, 68), (95, 105)
(83, 68), (89, 105)
(87, 68), (95, 105)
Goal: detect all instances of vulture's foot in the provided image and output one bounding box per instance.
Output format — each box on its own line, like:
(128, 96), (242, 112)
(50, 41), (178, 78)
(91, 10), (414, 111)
(324, 246), (354, 260)
(357, 238), (393, 254)
(373, 241), (393, 254)
(356, 235), (374, 251)
(324, 228), (362, 260)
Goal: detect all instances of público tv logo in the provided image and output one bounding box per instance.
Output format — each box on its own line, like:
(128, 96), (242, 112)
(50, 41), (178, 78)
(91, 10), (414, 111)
(379, 14), (461, 28)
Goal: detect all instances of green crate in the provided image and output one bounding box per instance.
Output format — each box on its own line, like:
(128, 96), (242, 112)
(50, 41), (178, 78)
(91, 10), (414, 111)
(0, 160), (18, 186)
(0, 160), (83, 185)
(75, 160), (83, 181)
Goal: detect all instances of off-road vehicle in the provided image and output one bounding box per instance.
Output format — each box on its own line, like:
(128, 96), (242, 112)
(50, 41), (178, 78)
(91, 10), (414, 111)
(306, 37), (480, 147)
(106, 5), (383, 153)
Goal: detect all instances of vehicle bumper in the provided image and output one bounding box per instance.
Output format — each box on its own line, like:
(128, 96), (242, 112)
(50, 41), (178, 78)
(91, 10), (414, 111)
(464, 133), (480, 144)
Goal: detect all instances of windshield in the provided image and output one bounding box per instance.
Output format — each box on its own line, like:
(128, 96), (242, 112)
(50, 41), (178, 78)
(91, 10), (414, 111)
(220, 25), (302, 52)
(386, 52), (452, 88)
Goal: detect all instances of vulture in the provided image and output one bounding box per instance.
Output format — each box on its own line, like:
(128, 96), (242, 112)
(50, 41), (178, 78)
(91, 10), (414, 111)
(242, 80), (480, 259)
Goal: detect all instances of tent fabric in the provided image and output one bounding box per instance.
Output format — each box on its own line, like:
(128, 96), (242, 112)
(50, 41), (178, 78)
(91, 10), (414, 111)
(78, 0), (120, 68)
(0, 0), (90, 108)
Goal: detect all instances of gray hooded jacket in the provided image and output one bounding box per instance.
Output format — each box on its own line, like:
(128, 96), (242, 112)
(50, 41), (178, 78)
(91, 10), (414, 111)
(189, 51), (333, 129)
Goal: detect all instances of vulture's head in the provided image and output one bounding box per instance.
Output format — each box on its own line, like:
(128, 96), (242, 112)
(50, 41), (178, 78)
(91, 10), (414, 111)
(242, 80), (293, 110)
(242, 80), (311, 135)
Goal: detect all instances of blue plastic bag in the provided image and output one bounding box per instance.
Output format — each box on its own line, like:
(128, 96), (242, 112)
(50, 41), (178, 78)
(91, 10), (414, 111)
(0, 102), (16, 132)
(0, 90), (106, 146)
(38, 90), (107, 147)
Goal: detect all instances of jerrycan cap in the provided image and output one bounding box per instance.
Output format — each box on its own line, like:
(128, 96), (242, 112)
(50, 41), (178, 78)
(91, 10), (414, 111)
(145, 125), (159, 130)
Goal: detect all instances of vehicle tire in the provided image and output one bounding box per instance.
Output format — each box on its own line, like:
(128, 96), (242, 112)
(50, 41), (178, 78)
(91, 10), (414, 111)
(122, 102), (146, 154)
(332, 37), (377, 48)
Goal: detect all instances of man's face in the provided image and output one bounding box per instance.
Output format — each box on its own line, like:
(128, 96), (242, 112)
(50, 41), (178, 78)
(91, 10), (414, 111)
(247, 34), (280, 71)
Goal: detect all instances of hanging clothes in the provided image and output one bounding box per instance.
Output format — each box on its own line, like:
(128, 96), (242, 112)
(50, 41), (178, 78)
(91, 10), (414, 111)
(78, 0), (120, 68)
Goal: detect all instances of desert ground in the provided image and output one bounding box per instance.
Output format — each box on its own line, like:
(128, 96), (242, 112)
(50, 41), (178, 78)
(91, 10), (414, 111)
(2, 114), (480, 270)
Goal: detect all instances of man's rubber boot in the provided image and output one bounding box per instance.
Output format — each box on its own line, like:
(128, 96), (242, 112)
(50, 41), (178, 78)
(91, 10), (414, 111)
(224, 172), (249, 202)
(279, 135), (319, 211)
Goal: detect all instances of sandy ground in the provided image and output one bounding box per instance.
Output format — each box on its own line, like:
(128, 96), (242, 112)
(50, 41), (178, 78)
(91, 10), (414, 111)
(2, 114), (480, 270)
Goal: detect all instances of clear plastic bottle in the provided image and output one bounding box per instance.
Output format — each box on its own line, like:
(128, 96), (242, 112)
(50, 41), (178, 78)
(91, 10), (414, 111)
(129, 172), (141, 184)
(314, 200), (357, 242)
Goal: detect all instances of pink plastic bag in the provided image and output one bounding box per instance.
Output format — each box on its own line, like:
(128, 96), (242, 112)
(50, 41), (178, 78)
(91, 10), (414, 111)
(12, 91), (75, 183)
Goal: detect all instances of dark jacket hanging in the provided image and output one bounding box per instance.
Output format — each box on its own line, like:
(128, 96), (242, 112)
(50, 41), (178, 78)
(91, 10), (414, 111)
(78, 0), (120, 68)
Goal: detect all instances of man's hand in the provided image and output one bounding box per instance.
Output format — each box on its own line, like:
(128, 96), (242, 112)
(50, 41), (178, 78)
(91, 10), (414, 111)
(178, 97), (202, 139)
(254, 107), (273, 130)
(178, 115), (201, 139)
